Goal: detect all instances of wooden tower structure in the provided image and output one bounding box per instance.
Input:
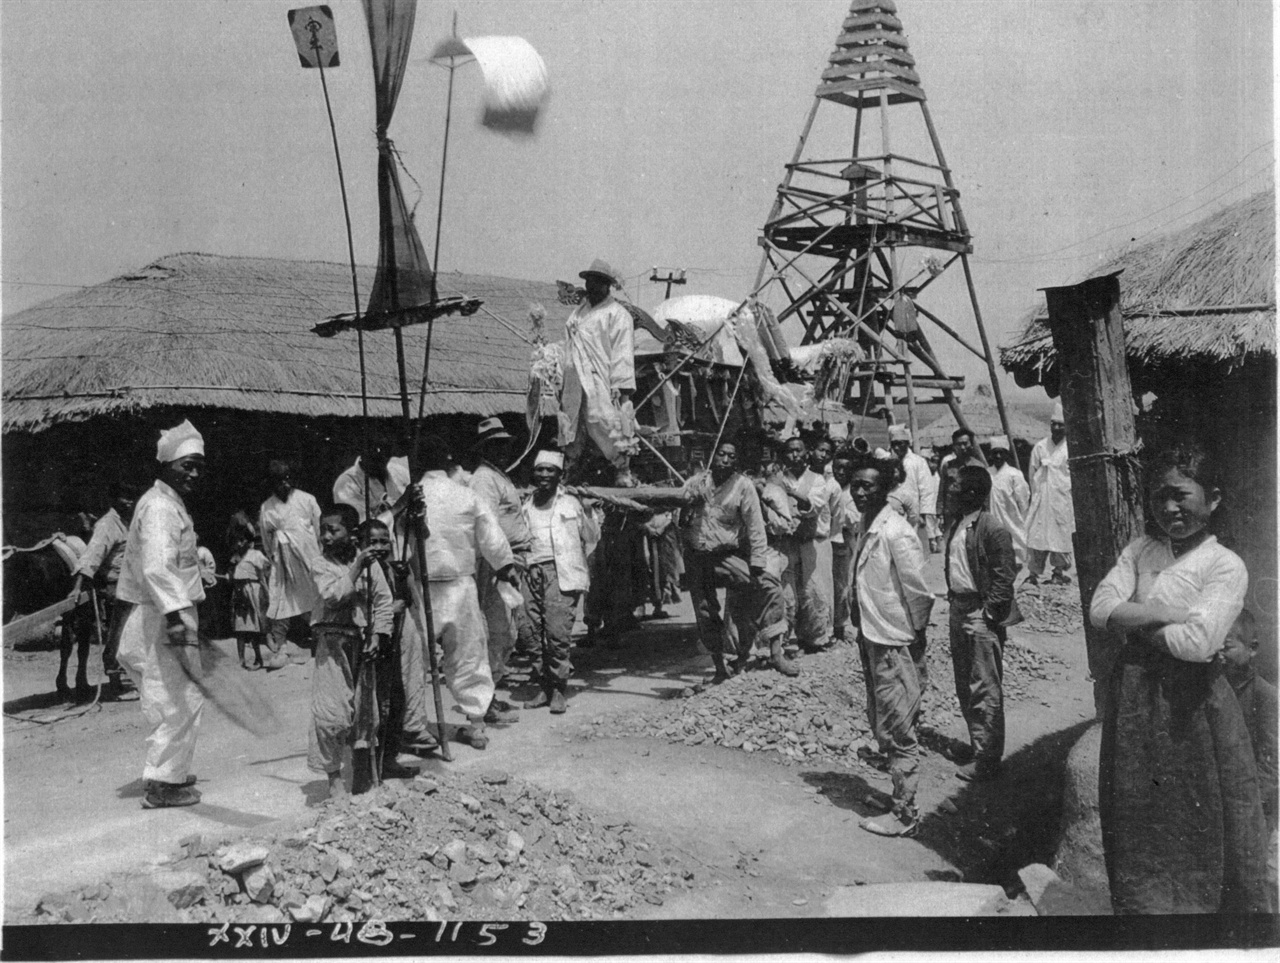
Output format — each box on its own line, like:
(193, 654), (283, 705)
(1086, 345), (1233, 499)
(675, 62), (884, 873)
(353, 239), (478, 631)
(754, 0), (1014, 451)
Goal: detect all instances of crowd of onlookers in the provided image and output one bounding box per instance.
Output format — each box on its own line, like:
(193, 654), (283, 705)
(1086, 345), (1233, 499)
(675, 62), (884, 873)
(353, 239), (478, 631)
(59, 409), (1278, 913)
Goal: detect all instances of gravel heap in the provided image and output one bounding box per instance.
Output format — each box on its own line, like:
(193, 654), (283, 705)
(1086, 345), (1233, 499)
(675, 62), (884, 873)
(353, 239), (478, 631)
(584, 617), (1068, 767)
(1016, 581), (1084, 635)
(31, 770), (699, 925)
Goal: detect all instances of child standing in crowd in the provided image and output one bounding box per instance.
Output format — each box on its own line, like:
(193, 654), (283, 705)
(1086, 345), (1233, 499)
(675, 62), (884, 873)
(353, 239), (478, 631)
(228, 522), (270, 671)
(1221, 608), (1278, 910)
(1090, 440), (1269, 913)
(309, 505), (393, 800)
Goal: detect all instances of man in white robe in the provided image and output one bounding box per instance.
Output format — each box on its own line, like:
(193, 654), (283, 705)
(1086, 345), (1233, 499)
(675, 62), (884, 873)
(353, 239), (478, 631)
(558, 258), (636, 478)
(401, 437), (518, 751)
(467, 417), (531, 713)
(333, 444), (412, 541)
(115, 420), (207, 809)
(1025, 403), (1075, 584)
(260, 460), (322, 668)
(889, 425), (932, 536)
(987, 436), (1030, 569)
(778, 436), (834, 651)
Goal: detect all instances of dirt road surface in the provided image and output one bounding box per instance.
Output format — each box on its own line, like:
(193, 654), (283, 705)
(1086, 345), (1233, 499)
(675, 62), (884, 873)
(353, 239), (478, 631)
(4, 556), (1095, 922)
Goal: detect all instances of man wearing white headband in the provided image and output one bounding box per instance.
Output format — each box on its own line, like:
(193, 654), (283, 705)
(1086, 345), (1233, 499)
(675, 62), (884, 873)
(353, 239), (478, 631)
(114, 419), (208, 809)
(519, 450), (598, 712)
(888, 424), (931, 541)
(1025, 401), (1075, 585)
(986, 436), (1029, 568)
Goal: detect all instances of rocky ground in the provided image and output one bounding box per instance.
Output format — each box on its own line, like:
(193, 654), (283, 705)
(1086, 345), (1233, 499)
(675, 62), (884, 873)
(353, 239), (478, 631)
(6, 568), (1098, 926)
(583, 583), (1069, 770)
(26, 769), (710, 925)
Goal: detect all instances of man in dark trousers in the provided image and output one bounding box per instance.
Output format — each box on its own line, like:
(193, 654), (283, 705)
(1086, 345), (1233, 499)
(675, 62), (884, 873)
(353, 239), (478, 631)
(943, 465), (1022, 782)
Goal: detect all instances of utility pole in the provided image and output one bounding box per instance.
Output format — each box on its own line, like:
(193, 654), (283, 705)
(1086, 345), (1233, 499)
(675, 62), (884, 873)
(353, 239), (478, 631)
(1042, 270), (1144, 719)
(650, 267), (687, 301)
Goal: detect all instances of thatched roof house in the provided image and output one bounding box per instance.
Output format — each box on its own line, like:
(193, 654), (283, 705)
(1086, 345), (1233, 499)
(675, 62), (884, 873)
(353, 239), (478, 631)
(1, 252), (571, 548)
(1000, 190), (1275, 396)
(3, 251), (569, 430)
(1000, 189), (1277, 673)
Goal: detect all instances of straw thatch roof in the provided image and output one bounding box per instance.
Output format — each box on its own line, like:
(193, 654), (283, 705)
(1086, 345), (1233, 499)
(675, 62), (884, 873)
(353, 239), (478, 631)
(912, 385), (1048, 448)
(1000, 189), (1276, 393)
(2, 252), (572, 434)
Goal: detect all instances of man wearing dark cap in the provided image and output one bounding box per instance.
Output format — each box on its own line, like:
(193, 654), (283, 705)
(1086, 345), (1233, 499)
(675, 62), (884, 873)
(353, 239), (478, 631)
(559, 258), (637, 480)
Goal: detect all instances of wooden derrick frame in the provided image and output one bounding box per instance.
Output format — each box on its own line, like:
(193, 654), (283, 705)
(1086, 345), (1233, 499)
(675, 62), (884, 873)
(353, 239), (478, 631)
(752, 0), (1016, 459)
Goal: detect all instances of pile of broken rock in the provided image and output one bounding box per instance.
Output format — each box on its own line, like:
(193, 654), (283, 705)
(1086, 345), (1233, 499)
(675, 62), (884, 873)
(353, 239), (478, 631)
(584, 628), (1065, 768)
(29, 770), (700, 924)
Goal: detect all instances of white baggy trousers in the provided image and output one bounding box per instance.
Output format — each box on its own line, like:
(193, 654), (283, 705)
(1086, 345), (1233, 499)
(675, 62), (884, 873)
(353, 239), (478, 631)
(117, 605), (205, 784)
(402, 576), (495, 722)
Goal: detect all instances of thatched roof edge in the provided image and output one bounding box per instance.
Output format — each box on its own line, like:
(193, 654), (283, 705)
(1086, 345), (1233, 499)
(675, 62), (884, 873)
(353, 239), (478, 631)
(999, 189), (1277, 386)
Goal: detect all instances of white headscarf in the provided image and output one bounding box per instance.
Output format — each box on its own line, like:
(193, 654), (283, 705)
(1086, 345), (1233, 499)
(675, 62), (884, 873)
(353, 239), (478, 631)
(156, 419), (204, 463)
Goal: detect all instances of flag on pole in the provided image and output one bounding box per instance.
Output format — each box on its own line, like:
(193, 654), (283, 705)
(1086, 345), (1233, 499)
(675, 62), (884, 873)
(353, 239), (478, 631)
(362, 0), (435, 314)
(431, 35), (550, 135)
(287, 5), (340, 68)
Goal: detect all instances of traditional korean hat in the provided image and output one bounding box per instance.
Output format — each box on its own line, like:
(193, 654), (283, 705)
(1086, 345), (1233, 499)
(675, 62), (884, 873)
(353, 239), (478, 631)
(473, 416), (514, 447)
(888, 425), (912, 443)
(534, 450), (565, 469)
(1051, 401), (1064, 422)
(156, 419), (204, 463)
(989, 436), (1011, 451)
(578, 258), (619, 287)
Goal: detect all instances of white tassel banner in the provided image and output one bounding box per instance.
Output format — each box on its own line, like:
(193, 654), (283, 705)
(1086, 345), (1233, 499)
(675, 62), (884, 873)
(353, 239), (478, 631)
(459, 35), (549, 135)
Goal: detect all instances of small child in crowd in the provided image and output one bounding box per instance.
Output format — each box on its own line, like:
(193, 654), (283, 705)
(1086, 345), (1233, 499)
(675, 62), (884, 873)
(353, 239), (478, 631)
(1221, 608), (1278, 910)
(309, 504), (393, 800)
(228, 522), (271, 670)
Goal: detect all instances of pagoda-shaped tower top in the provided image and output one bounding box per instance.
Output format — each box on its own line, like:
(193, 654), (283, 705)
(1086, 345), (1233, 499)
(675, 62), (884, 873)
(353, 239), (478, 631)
(818, 0), (924, 108)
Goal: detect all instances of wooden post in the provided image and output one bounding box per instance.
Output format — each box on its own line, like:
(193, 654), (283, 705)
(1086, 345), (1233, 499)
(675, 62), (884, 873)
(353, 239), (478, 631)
(1042, 270), (1144, 718)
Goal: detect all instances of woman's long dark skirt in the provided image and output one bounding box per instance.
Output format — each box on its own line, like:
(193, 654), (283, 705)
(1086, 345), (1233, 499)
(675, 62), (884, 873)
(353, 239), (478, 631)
(1100, 643), (1269, 913)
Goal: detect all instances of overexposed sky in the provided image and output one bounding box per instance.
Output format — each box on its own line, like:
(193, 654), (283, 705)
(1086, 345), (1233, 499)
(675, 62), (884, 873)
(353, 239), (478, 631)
(1, 0), (1273, 398)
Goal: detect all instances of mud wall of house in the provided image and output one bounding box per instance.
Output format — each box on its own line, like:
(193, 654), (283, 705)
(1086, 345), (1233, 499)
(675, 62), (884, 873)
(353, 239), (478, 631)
(1138, 358), (1278, 681)
(1, 407), (532, 565)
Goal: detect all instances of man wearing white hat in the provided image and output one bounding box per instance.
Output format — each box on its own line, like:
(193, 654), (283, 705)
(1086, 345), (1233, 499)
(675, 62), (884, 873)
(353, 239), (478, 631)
(467, 417), (531, 706)
(559, 258), (637, 478)
(1025, 402), (1075, 585)
(401, 436), (517, 750)
(987, 436), (1030, 568)
(115, 419), (208, 809)
(518, 450), (599, 712)
(888, 425), (931, 537)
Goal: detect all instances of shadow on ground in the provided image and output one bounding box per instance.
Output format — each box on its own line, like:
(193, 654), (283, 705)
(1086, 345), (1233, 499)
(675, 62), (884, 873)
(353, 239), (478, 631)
(801, 719), (1092, 891)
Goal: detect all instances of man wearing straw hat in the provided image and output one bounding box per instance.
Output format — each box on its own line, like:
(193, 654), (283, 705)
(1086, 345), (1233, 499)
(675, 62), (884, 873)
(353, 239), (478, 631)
(1025, 402), (1075, 585)
(559, 258), (637, 481)
(114, 419), (208, 809)
(468, 417), (531, 717)
(987, 436), (1030, 569)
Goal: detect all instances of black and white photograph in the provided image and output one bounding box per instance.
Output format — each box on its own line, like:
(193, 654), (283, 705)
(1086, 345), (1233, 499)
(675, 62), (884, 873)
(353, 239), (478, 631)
(1, 0), (1275, 954)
